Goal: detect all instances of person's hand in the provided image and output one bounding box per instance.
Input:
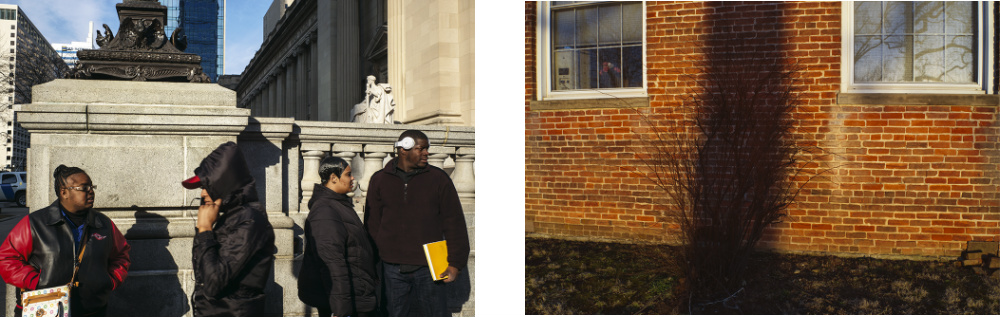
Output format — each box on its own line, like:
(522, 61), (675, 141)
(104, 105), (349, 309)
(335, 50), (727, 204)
(196, 191), (221, 233)
(440, 266), (459, 283)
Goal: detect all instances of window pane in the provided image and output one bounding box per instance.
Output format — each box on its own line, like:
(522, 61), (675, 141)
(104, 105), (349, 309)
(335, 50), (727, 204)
(883, 35), (913, 82)
(946, 2), (973, 34)
(598, 47), (622, 88)
(554, 10), (576, 48)
(577, 7), (598, 47)
(913, 2), (943, 34)
(855, 35), (884, 82)
(622, 2), (642, 43)
(944, 35), (974, 82)
(598, 4), (621, 45)
(623, 45), (642, 88)
(553, 49), (598, 90)
(884, 2), (914, 35)
(855, 2), (882, 34)
(580, 49), (597, 89)
(913, 35), (943, 82)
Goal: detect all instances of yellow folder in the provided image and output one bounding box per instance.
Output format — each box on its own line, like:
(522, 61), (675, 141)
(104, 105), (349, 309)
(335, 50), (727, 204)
(423, 240), (449, 281)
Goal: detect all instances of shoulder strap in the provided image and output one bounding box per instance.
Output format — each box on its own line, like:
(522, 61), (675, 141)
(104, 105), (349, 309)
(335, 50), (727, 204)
(68, 238), (87, 288)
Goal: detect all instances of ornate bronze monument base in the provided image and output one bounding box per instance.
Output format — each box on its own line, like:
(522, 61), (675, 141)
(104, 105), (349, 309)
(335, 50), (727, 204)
(72, 0), (210, 83)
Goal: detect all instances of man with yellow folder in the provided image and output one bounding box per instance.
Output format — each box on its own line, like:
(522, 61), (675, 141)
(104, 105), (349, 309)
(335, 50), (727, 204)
(364, 129), (470, 317)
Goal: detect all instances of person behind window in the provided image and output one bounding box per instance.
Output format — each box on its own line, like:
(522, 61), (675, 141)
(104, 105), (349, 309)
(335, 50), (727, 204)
(599, 60), (622, 88)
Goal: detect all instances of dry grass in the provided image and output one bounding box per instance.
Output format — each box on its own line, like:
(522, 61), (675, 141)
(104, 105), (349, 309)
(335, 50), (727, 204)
(525, 237), (1000, 315)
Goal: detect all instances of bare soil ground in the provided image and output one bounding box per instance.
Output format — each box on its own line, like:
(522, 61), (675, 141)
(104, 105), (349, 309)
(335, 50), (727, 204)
(525, 237), (1000, 315)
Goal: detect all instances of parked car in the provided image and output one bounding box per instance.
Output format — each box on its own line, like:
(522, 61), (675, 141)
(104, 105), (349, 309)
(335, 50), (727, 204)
(0, 171), (26, 207)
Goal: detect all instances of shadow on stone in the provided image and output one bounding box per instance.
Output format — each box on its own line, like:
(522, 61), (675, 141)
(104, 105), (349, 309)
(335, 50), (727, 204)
(109, 207), (189, 316)
(447, 268), (472, 314)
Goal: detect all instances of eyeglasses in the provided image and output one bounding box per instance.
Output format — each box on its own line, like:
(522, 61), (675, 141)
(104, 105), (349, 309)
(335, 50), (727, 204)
(65, 185), (96, 192)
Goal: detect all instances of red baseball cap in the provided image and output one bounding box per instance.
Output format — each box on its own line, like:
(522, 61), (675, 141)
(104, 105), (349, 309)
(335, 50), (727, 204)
(181, 175), (202, 189)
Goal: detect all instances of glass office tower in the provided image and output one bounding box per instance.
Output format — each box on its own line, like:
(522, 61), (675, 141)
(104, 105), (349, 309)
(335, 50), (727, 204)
(163, 0), (225, 82)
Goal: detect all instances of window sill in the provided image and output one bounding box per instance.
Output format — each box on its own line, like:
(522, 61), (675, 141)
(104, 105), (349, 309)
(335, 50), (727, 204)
(529, 97), (649, 111)
(837, 93), (1000, 106)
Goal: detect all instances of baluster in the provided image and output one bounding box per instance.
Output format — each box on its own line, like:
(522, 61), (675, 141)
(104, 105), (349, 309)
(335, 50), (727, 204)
(332, 143), (361, 197)
(299, 149), (326, 212)
(359, 144), (393, 198)
(452, 147), (475, 201)
(428, 146), (454, 170)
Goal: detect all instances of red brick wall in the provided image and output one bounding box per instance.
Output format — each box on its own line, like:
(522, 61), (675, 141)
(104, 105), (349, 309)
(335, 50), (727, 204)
(525, 1), (1000, 258)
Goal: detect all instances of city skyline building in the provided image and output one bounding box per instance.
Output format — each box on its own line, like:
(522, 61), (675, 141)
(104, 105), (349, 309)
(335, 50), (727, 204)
(50, 21), (95, 69)
(163, 0), (225, 82)
(0, 4), (70, 172)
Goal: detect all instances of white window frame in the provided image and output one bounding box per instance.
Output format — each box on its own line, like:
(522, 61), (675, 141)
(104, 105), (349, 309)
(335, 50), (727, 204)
(841, 1), (993, 94)
(536, 1), (647, 101)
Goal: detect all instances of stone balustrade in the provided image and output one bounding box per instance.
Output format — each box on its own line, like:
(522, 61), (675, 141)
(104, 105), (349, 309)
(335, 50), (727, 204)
(284, 120), (476, 213)
(239, 118), (476, 316)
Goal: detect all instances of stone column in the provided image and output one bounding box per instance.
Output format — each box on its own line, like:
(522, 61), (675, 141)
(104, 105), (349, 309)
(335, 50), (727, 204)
(336, 0), (360, 121)
(310, 41), (320, 121)
(452, 147), (475, 201)
(267, 76), (277, 117)
(295, 47), (306, 120)
(359, 144), (392, 198)
(260, 82), (269, 116)
(299, 148), (326, 212)
(387, 0), (406, 119)
(284, 59), (295, 118)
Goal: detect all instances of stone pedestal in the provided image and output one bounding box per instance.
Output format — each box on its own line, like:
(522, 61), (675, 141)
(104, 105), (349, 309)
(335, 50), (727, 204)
(12, 79), (296, 317)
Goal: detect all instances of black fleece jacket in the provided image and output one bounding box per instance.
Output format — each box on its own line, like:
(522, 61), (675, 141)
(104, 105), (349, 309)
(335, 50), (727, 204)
(363, 158), (470, 270)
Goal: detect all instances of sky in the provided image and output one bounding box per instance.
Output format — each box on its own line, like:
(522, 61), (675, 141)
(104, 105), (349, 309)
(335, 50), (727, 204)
(1, 0), (273, 75)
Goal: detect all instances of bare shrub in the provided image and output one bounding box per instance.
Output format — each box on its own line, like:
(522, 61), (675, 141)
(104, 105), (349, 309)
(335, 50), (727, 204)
(632, 34), (831, 312)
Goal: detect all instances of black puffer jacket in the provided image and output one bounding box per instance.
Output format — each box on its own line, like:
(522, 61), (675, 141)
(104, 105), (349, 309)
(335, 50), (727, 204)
(298, 184), (378, 316)
(191, 142), (276, 317)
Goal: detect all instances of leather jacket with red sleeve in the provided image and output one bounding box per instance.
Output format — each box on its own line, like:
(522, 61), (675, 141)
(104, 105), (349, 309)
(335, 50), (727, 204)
(0, 200), (131, 315)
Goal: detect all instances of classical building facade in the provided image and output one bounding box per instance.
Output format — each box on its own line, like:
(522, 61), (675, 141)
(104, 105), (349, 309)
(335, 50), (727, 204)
(526, 1), (999, 258)
(0, 4), (69, 171)
(236, 0), (475, 126)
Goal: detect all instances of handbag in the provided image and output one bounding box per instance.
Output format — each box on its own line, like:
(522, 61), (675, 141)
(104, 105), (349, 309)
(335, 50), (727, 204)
(21, 241), (87, 317)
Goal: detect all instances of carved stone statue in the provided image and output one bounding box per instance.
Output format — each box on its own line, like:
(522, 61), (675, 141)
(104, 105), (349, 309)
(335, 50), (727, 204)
(71, 0), (209, 83)
(352, 75), (395, 124)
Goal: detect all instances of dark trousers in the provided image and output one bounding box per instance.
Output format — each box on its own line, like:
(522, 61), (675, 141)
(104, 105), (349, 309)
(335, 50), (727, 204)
(383, 263), (448, 317)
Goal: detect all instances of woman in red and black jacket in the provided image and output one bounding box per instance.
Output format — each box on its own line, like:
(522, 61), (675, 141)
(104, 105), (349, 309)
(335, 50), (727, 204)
(0, 165), (131, 317)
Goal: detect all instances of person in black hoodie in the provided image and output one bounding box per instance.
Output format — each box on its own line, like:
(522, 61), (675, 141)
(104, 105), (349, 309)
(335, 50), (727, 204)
(298, 156), (378, 317)
(365, 130), (470, 317)
(182, 141), (276, 317)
